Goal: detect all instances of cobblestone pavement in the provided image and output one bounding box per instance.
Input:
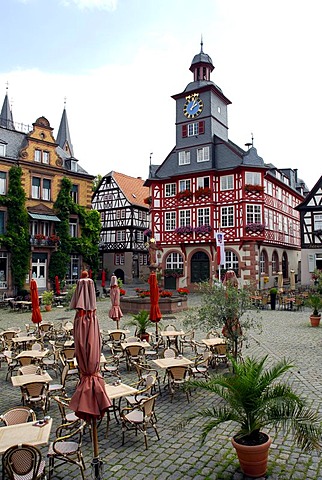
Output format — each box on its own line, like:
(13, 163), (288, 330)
(1, 290), (322, 479)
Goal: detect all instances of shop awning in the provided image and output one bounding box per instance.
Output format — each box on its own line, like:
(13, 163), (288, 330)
(28, 213), (61, 222)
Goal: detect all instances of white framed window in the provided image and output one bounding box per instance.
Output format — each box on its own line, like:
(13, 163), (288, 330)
(70, 185), (78, 203)
(245, 172), (261, 185)
(197, 207), (210, 226)
(42, 179), (51, 201)
(69, 219), (77, 237)
(188, 123), (199, 136)
(116, 230), (126, 242)
(137, 231), (144, 242)
(165, 211), (176, 231)
(32, 177), (41, 199)
(179, 210), (191, 227)
(115, 253), (125, 265)
(197, 146), (209, 162)
(246, 204), (261, 224)
(0, 251), (8, 288)
(178, 151), (190, 165)
(43, 151), (49, 164)
(260, 250), (268, 274)
(166, 252), (183, 270)
(165, 183), (176, 197)
(197, 176), (210, 189)
(69, 254), (79, 280)
(272, 251), (279, 274)
(71, 160), (77, 172)
(34, 149), (41, 162)
(0, 172), (6, 195)
(0, 143), (6, 156)
(314, 214), (322, 230)
(265, 180), (273, 196)
(220, 175), (234, 191)
(221, 206), (234, 227)
(179, 180), (191, 192)
(225, 250), (239, 274)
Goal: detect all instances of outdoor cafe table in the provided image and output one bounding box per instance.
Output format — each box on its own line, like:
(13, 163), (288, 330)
(0, 418), (53, 454)
(11, 335), (37, 350)
(11, 372), (52, 387)
(160, 330), (185, 349)
(152, 356), (193, 369)
(120, 341), (151, 350)
(16, 349), (49, 360)
(107, 329), (130, 335)
(202, 338), (226, 348)
(105, 382), (139, 434)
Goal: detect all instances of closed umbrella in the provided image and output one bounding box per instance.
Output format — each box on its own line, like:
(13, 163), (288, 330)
(278, 271), (283, 292)
(290, 270), (296, 291)
(69, 271), (111, 479)
(101, 270), (106, 288)
(30, 279), (42, 331)
(55, 275), (60, 295)
(109, 275), (123, 329)
(148, 271), (162, 340)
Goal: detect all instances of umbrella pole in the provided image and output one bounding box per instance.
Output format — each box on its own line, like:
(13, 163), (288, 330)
(91, 418), (102, 479)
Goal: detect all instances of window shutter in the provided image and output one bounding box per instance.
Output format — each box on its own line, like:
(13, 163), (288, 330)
(308, 254), (315, 272)
(182, 125), (187, 138)
(199, 121), (205, 134)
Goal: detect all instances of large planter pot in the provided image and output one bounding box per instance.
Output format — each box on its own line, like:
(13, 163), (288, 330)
(139, 332), (150, 342)
(44, 305), (52, 312)
(310, 314), (321, 327)
(231, 433), (272, 478)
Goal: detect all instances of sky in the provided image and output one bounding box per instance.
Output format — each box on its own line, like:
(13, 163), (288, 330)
(1, 0), (321, 190)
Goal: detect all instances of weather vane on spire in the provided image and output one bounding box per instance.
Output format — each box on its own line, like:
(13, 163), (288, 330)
(200, 35), (204, 53)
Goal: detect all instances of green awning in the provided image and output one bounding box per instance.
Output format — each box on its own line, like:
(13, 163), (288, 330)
(28, 213), (61, 222)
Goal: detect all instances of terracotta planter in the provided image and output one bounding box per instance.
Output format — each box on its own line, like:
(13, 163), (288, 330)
(231, 433), (272, 478)
(44, 305), (52, 312)
(310, 315), (321, 327)
(139, 332), (150, 342)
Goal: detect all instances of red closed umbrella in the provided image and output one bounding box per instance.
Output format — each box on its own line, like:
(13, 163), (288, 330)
(55, 275), (60, 295)
(69, 271), (111, 479)
(101, 270), (106, 288)
(109, 275), (123, 329)
(30, 279), (42, 327)
(149, 271), (162, 339)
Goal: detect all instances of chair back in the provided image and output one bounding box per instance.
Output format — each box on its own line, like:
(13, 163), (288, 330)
(141, 394), (158, 420)
(165, 324), (176, 331)
(0, 407), (36, 426)
(18, 356), (34, 367)
(2, 444), (44, 480)
(125, 336), (140, 343)
(125, 345), (144, 357)
(206, 330), (220, 339)
(215, 344), (227, 355)
(32, 342), (43, 351)
(109, 331), (125, 342)
(18, 364), (40, 375)
(163, 348), (176, 358)
(168, 365), (189, 381)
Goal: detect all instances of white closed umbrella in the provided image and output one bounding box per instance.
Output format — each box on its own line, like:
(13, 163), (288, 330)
(278, 271), (283, 292)
(290, 270), (295, 291)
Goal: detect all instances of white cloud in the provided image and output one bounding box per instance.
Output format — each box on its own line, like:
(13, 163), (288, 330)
(60, 0), (117, 10)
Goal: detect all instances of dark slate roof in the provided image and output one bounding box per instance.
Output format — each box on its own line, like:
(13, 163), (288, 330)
(190, 51), (213, 67)
(56, 107), (74, 156)
(56, 146), (89, 175)
(0, 126), (25, 158)
(184, 80), (223, 94)
(0, 93), (14, 130)
(242, 147), (265, 166)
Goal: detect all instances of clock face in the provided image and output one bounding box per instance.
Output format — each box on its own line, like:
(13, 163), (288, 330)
(183, 94), (203, 119)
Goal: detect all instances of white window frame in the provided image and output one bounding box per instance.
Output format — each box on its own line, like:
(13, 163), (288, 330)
(166, 252), (183, 270)
(314, 215), (322, 230)
(197, 207), (210, 226)
(245, 172), (261, 185)
(0, 172), (6, 195)
(165, 183), (176, 197)
(220, 175), (234, 191)
(43, 151), (49, 164)
(42, 179), (51, 201)
(197, 146), (209, 163)
(178, 151), (190, 165)
(246, 204), (261, 224)
(116, 230), (126, 242)
(225, 250), (239, 273)
(0, 144), (6, 156)
(165, 211), (176, 231)
(179, 180), (191, 192)
(179, 210), (191, 227)
(188, 123), (199, 136)
(69, 219), (78, 238)
(34, 149), (41, 162)
(197, 176), (210, 189)
(32, 177), (41, 199)
(221, 206), (234, 227)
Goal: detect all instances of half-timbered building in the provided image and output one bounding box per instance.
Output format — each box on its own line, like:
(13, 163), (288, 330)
(92, 172), (150, 284)
(145, 43), (308, 290)
(296, 175), (322, 285)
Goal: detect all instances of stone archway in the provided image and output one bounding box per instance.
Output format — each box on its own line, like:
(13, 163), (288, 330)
(190, 251), (210, 283)
(114, 268), (125, 284)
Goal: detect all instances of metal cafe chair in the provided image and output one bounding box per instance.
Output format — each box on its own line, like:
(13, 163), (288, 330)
(2, 444), (46, 479)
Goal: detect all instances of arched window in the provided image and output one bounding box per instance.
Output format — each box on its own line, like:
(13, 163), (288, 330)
(271, 251), (279, 275)
(165, 252), (184, 271)
(260, 250), (268, 274)
(225, 251), (239, 276)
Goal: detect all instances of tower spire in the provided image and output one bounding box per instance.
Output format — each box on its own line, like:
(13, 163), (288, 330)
(0, 82), (15, 130)
(56, 99), (74, 156)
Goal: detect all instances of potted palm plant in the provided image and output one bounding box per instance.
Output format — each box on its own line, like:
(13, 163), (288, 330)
(307, 294), (322, 327)
(181, 355), (322, 478)
(125, 310), (151, 341)
(42, 290), (54, 311)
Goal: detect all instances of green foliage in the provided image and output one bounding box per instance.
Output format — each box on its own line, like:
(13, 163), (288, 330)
(5, 167), (30, 291)
(269, 287), (278, 295)
(125, 310), (151, 334)
(307, 294), (322, 316)
(92, 174), (102, 192)
(182, 355), (322, 452)
(184, 281), (261, 358)
(50, 177), (101, 281)
(42, 290), (54, 305)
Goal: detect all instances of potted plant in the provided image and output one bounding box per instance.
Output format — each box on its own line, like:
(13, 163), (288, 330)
(42, 290), (54, 311)
(307, 294), (322, 327)
(181, 355), (322, 478)
(125, 310), (151, 341)
(269, 287), (278, 310)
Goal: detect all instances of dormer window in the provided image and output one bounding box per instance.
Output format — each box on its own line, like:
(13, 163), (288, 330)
(0, 143), (6, 156)
(71, 160), (77, 172)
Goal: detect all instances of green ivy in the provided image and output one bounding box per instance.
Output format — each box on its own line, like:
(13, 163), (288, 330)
(5, 167), (30, 291)
(49, 177), (101, 282)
